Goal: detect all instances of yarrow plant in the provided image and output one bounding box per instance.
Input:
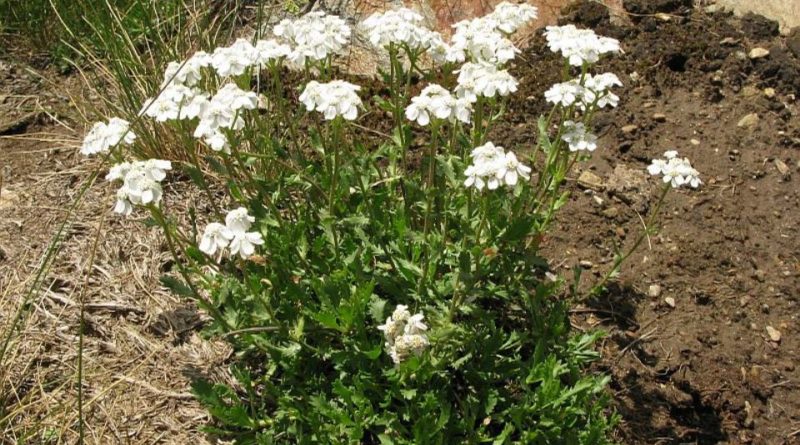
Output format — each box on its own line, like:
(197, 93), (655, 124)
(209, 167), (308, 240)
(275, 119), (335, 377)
(78, 5), (701, 444)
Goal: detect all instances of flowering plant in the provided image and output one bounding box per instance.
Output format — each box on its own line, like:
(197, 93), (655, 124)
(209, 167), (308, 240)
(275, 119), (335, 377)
(80, 4), (699, 443)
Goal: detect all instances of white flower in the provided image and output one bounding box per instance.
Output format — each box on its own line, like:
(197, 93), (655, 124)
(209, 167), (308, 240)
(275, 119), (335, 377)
(224, 207), (264, 259)
(107, 159), (171, 215)
(254, 39), (291, 65)
(561, 121), (598, 152)
(162, 51), (210, 88)
(447, 18), (519, 65)
(463, 142), (530, 190)
(487, 2), (538, 34)
(544, 25), (620, 66)
(194, 83), (257, 143)
(80, 118), (136, 156)
(299, 80), (362, 120)
(274, 11), (351, 65)
(455, 62), (518, 103)
(647, 151), (702, 188)
(405, 84), (471, 125)
(544, 80), (585, 107)
(583, 72), (622, 108)
(199, 222), (233, 256)
(141, 85), (210, 122)
(378, 305), (428, 365)
(360, 8), (437, 51)
(211, 38), (258, 77)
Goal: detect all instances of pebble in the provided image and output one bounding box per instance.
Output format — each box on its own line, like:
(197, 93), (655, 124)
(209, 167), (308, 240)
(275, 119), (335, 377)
(764, 87), (776, 98)
(737, 113), (760, 129)
(621, 124), (638, 134)
(774, 159), (790, 176)
(652, 113), (667, 122)
(664, 297), (676, 308)
(766, 326), (782, 342)
(577, 170), (604, 190)
(579, 260), (594, 269)
(748, 47), (770, 59)
(648, 284), (662, 298)
(741, 86), (760, 97)
(592, 195), (604, 206)
(690, 138), (700, 146)
(601, 207), (619, 219)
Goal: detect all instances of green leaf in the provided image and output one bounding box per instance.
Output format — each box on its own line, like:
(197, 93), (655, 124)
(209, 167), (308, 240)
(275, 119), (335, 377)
(159, 275), (194, 298)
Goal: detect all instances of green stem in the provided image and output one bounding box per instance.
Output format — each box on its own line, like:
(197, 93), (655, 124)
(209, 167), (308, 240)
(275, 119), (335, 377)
(591, 184), (671, 296)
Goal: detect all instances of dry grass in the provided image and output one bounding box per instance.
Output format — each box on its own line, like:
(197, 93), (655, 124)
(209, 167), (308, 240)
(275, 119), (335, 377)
(0, 59), (233, 445)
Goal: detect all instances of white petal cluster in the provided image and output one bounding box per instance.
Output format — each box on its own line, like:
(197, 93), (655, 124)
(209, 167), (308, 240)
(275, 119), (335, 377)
(361, 8), (438, 51)
(162, 51), (211, 88)
(193, 84), (259, 152)
(544, 73), (621, 109)
(647, 150), (702, 188)
(486, 2), (538, 34)
(80, 117), (136, 156)
(544, 25), (620, 66)
(405, 84), (472, 125)
(463, 142), (531, 190)
(561, 121), (597, 152)
(106, 159), (171, 215)
(199, 207), (264, 259)
(141, 85), (210, 122)
(446, 18), (519, 65)
(274, 11), (351, 65)
(299, 80), (362, 120)
(254, 39), (292, 65)
(377, 305), (429, 365)
(211, 38), (258, 77)
(455, 62), (518, 103)
(583, 72), (622, 108)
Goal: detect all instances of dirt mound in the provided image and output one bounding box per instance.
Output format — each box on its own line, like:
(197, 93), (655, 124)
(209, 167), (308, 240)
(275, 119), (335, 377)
(496, 1), (800, 443)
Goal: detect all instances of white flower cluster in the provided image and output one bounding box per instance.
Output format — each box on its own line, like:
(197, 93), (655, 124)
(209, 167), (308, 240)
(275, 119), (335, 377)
(299, 80), (362, 120)
(377, 305), (429, 365)
(487, 2), (538, 34)
(544, 24), (620, 66)
(80, 118), (136, 156)
(463, 142), (531, 190)
(361, 8), (439, 51)
(446, 2), (537, 65)
(648, 150), (702, 188)
(106, 159), (172, 215)
(561, 121), (597, 152)
(199, 207), (265, 259)
(405, 84), (472, 126)
(544, 72), (621, 109)
(455, 62), (519, 103)
(274, 11), (351, 65)
(193, 84), (259, 152)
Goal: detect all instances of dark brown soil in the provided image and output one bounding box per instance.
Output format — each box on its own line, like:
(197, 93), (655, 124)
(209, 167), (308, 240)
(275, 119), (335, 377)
(3, 1), (800, 443)
(500, 1), (800, 443)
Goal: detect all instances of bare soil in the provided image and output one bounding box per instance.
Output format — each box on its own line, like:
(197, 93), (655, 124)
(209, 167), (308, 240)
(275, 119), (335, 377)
(2, 1), (800, 443)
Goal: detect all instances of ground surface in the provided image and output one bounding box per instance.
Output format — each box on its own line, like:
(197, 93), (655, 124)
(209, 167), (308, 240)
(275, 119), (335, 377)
(2, 0), (800, 444)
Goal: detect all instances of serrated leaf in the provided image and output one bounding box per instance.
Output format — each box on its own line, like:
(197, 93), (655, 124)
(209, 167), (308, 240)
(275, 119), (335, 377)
(160, 275), (194, 298)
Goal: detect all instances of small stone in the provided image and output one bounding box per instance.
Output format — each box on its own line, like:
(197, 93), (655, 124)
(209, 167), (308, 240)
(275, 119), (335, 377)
(579, 260), (594, 269)
(615, 227), (626, 237)
(664, 297), (676, 308)
(652, 113), (667, 122)
(577, 170), (604, 190)
(748, 47), (770, 59)
(752, 269), (766, 282)
(601, 207), (619, 219)
(737, 113), (760, 129)
(720, 37), (738, 46)
(774, 159), (790, 176)
(740, 295), (751, 307)
(766, 326), (781, 342)
(690, 138), (700, 146)
(621, 124), (638, 134)
(741, 85), (760, 97)
(592, 195), (604, 206)
(735, 50), (748, 61)
(648, 284), (662, 298)
(763, 87), (776, 98)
